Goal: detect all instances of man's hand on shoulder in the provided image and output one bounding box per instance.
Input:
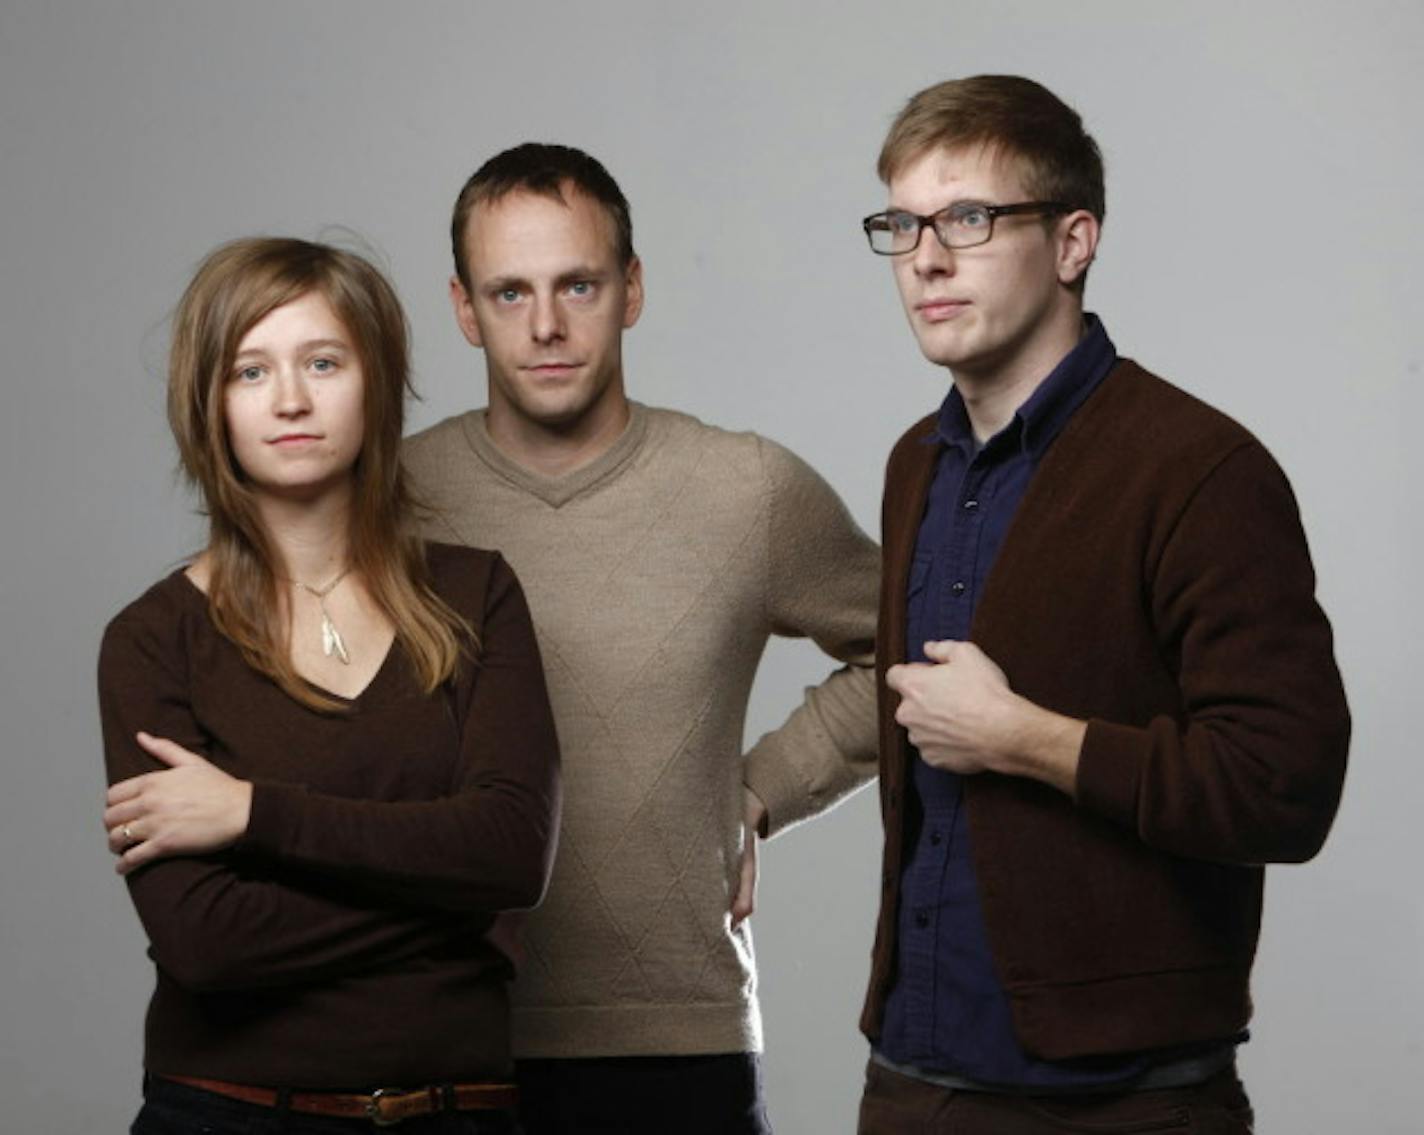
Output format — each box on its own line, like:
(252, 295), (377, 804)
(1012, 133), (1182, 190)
(887, 640), (1085, 797)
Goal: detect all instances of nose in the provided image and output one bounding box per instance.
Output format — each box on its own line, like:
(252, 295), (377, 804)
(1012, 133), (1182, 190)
(529, 291), (566, 345)
(271, 366), (313, 418)
(912, 224), (956, 278)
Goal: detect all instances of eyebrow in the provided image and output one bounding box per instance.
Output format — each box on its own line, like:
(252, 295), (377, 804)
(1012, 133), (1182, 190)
(886, 196), (987, 214)
(233, 338), (351, 360)
(482, 265), (611, 291)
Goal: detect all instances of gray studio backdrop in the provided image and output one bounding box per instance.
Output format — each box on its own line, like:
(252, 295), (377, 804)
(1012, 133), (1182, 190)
(2, 2), (1419, 1130)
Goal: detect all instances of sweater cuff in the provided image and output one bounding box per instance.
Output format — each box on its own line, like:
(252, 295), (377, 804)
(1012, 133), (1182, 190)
(236, 779), (306, 858)
(742, 735), (821, 839)
(1074, 719), (1145, 831)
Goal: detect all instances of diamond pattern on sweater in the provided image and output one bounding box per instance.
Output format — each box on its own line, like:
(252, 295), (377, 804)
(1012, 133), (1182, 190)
(402, 405), (879, 1057)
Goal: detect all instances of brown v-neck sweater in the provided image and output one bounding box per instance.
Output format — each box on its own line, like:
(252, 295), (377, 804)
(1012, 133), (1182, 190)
(98, 543), (560, 1088)
(403, 403), (880, 1058)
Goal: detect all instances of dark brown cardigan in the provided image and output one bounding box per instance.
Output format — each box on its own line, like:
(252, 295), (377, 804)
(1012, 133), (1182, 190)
(861, 360), (1350, 1061)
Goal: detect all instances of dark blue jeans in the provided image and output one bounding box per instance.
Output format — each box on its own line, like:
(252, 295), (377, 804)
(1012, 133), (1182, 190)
(516, 1053), (772, 1135)
(132, 1076), (522, 1135)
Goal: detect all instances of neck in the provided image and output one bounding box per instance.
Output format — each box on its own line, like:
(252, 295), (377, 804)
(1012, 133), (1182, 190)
(252, 482), (353, 586)
(954, 307), (1085, 443)
(486, 383), (631, 478)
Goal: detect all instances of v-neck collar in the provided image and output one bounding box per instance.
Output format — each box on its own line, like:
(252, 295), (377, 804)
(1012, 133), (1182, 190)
(175, 570), (397, 707)
(457, 401), (650, 508)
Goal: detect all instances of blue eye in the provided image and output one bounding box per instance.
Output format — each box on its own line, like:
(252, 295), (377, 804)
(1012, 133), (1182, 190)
(496, 288), (520, 304)
(888, 212), (919, 235)
(568, 281), (593, 297)
(311, 357), (336, 374)
(951, 204), (991, 229)
(235, 365), (263, 383)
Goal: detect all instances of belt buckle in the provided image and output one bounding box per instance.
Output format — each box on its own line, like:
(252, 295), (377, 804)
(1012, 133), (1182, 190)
(366, 1087), (413, 1127)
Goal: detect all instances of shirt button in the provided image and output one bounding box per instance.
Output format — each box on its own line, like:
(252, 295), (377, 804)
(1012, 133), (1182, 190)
(914, 910), (930, 930)
(951, 581), (966, 595)
(963, 499), (979, 510)
(929, 829), (943, 847)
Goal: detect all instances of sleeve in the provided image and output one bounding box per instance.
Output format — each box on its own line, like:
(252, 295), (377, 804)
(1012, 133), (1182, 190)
(742, 437), (881, 836)
(98, 603), (479, 994)
(238, 554), (562, 911)
(1074, 442), (1351, 864)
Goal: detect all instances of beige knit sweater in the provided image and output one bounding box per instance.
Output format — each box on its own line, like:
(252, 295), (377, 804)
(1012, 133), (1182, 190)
(403, 402), (878, 1059)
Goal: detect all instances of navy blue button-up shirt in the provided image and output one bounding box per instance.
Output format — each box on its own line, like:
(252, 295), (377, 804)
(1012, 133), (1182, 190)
(877, 315), (1150, 1088)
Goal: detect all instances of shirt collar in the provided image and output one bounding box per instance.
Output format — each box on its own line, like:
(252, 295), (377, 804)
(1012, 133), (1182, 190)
(932, 313), (1117, 459)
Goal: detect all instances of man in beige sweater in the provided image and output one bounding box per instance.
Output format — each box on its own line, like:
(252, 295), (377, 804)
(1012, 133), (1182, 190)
(403, 144), (879, 1134)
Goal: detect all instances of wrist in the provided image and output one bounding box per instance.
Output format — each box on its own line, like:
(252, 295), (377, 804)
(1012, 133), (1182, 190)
(995, 695), (1085, 796)
(744, 788), (769, 839)
(230, 781), (254, 846)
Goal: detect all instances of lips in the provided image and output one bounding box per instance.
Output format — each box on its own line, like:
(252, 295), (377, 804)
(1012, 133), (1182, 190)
(916, 298), (970, 322)
(267, 433), (323, 445)
(522, 361), (581, 377)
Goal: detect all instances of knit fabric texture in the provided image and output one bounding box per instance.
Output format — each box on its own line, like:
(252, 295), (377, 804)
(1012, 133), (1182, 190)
(404, 402), (880, 1058)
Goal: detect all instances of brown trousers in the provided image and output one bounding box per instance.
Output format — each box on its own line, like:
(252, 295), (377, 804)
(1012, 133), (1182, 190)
(858, 1059), (1254, 1135)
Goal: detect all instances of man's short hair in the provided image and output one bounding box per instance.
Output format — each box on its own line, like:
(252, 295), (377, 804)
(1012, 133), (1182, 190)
(450, 143), (635, 288)
(878, 75), (1106, 224)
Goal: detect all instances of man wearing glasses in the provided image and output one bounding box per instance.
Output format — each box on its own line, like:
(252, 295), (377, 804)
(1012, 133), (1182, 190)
(855, 76), (1349, 1133)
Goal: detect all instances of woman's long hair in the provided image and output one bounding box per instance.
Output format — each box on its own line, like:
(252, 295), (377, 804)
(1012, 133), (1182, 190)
(168, 237), (473, 711)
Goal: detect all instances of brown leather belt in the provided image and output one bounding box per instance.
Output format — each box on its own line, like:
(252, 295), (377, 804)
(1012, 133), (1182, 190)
(162, 1074), (518, 1126)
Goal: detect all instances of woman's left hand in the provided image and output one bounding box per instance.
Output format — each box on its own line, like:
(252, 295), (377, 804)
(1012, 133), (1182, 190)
(104, 732), (253, 875)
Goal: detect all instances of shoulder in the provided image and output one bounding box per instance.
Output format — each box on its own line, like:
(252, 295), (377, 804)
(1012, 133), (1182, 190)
(641, 403), (774, 458)
(635, 405), (774, 504)
(403, 411), (482, 473)
(640, 404), (755, 454)
(423, 540), (503, 593)
(1076, 360), (1258, 469)
(641, 404), (823, 486)
(1045, 361), (1299, 551)
(99, 569), (204, 678)
(421, 541), (520, 624)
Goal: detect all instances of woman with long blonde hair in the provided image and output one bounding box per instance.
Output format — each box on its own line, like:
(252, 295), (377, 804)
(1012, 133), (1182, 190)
(98, 237), (559, 1133)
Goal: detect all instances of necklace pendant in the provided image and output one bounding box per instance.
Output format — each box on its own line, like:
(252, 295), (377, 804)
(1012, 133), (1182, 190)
(322, 613), (351, 664)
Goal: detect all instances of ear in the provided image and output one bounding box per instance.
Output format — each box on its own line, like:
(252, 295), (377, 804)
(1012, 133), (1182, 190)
(1056, 210), (1100, 288)
(449, 275), (484, 348)
(621, 256), (645, 329)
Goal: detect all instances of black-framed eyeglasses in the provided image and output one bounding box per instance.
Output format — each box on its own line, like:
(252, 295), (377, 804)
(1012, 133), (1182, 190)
(861, 201), (1075, 255)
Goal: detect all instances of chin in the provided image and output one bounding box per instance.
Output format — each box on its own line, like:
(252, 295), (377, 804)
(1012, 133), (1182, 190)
(916, 340), (972, 371)
(919, 329), (1004, 375)
(517, 396), (598, 430)
(518, 377), (617, 425)
(911, 325), (967, 366)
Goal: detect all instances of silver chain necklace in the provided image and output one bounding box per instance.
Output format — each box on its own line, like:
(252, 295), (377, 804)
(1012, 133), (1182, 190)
(292, 566), (352, 664)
